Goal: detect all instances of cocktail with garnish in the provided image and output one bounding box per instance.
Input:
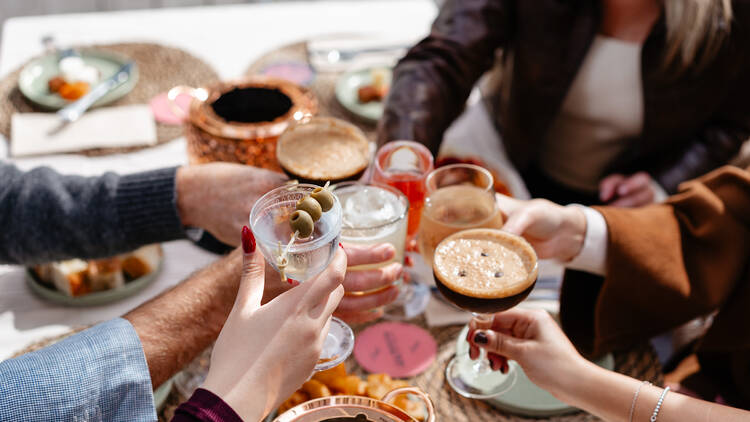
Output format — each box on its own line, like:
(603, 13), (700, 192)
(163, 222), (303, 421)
(433, 228), (538, 399)
(250, 182), (354, 371)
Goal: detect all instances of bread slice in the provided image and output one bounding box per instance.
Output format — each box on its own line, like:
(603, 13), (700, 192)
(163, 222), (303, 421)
(49, 259), (90, 297)
(87, 258), (125, 291)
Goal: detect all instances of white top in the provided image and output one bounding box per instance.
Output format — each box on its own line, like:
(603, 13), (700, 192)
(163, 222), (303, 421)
(540, 35), (644, 193)
(565, 205), (608, 276)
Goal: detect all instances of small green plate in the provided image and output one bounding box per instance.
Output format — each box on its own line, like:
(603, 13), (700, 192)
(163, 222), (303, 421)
(25, 261), (161, 307)
(456, 325), (615, 417)
(154, 377), (175, 412)
(334, 66), (391, 123)
(18, 49), (138, 110)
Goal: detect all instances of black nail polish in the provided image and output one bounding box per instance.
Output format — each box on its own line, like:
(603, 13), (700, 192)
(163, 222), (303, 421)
(488, 358), (496, 370)
(474, 332), (488, 344)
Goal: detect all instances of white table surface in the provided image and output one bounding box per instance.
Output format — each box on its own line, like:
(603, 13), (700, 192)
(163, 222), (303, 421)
(0, 0), (437, 360)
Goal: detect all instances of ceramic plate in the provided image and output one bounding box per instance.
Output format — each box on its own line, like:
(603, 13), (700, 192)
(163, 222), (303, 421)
(18, 49), (138, 110)
(335, 66), (391, 123)
(455, 325), (615, 417)
(25, 261), (161, 307)
(154, 377), (174, 412)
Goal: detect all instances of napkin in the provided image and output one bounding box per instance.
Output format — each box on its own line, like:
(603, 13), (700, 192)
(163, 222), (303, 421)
(11, 105), (157, 157)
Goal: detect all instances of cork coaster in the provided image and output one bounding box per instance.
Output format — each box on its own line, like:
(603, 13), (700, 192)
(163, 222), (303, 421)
(0, 42), (220, 156)
(244, 42), (378, 143)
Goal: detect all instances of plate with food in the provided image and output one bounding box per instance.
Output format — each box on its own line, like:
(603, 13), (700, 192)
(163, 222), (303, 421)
(335, 66), (391, 123)
(26, 244), (162, 306)
(18, 49), (138, 110)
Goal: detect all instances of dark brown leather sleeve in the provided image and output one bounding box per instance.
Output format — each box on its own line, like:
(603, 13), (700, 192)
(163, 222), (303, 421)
(376, 0), (514, 155)
(560, 166), (750, 356)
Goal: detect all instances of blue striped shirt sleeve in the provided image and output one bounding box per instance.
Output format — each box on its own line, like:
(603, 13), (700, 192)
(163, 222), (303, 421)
(0, 318), (156, 421)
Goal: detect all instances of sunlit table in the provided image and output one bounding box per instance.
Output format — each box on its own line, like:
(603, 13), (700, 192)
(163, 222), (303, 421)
(0, 0), (437, 360)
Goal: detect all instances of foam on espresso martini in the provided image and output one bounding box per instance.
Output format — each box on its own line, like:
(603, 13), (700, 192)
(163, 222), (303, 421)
(433, 228), (538, 314)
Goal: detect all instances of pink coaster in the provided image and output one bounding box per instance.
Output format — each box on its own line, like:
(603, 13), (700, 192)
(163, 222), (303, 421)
(150, 92), (192, 125)
(260, 61), (315, 86)
(354, 322), (437, 378)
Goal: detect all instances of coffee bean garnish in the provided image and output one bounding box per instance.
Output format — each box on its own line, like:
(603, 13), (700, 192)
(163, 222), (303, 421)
(494, 271), (504, 278)
(459, 270), (467, 277)
(480, 251), (488, 257)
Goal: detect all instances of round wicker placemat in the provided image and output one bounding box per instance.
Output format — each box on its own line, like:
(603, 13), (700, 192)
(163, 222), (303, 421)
(0, 42), (220, 156)
(244, 42), (378, 142)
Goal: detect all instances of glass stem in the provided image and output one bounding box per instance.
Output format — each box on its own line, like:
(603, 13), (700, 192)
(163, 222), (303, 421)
(472, 313), (494, 374)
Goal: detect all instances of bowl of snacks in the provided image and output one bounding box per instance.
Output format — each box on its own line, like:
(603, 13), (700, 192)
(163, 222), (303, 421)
(18, 48), (138, 110)
(26, 244), (162, 306)
(335, 66), (392, 123)
(268, 363), (434, 422)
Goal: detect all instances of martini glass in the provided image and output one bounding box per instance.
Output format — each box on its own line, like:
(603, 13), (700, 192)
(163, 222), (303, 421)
(249, 183), (354, 371)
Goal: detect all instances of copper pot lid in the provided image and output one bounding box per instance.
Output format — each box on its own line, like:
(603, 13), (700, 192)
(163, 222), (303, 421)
(273, 387), (436, 422)
(167, 77), (318, 140)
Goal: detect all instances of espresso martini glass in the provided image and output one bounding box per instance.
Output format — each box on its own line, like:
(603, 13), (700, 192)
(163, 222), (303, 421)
(250, 183), (354, 371)
(433, 228), (539, 399)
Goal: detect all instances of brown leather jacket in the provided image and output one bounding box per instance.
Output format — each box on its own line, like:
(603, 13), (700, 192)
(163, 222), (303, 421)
(561, 166), (750, 408)
(378, 0), (750, 193)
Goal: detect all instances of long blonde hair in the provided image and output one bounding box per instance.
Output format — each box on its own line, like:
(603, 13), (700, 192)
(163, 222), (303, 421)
(663, 0), (733, 72)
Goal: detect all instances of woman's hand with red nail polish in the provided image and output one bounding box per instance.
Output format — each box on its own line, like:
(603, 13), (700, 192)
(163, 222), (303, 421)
(468, 308), (588, 400)
(202, 245), (346, 421)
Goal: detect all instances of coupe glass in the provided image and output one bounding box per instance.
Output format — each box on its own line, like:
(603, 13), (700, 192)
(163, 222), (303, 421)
(249, 183), (354, 371)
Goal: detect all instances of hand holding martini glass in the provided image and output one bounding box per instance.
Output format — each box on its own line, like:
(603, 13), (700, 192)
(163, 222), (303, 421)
(250, 182), (354, 371)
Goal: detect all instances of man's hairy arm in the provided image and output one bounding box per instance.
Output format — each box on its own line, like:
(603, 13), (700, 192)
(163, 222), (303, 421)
(124, 249), (243, 388)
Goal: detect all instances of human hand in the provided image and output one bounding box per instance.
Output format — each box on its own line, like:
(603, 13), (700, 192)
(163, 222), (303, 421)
(201, 227), (346, 421)
(468, 308), (589, 399)
(599, 172), (656, 207)
(261, 242), (403, 323)
(496, 195), (586, 262)
(176, 163), (287, 246)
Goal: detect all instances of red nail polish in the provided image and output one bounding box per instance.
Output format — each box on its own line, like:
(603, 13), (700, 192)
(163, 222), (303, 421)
(241, 226), (256, 254)
(339, 242), (345, 250)
(289, 278), (300, 286)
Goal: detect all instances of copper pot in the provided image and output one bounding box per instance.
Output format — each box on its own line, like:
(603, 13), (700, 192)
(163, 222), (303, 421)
(272, 387), (436, 422)
(168, 77), (318, 171)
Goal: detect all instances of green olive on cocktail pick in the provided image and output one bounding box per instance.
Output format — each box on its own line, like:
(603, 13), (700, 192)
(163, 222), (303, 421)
(296, 196), (323, 222)
(311, 186), (335, 212)
(290, 210), (314, 238)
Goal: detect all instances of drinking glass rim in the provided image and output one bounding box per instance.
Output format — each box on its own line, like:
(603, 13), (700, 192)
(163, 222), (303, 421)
(249, 183), (342, 252)
(433, 228), (540, 293)
(373, 140), (434, 177)
(425, 163), (494, 194)
(331, 181), (410, 230)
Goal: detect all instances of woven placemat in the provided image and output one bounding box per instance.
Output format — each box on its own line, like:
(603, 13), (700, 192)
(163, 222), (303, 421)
(244, 42), (378, 142)
(0, 42), (220, 156)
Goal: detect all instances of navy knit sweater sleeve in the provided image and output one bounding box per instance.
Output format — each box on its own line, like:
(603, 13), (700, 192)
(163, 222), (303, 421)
(0, 163), (186, 265)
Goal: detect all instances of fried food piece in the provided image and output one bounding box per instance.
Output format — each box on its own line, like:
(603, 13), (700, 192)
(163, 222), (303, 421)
(58, 81), (90, 100)
(300, 379), (332, 399)
(312, 362), (347, 385)
(330, 375), (367, 396)
(48, 76), (66, 93)
(278, 390), (309, 413)
(365, 374), (393, 400)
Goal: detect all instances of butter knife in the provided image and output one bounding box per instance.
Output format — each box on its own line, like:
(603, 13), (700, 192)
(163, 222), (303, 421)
(56, 61), (134, 124)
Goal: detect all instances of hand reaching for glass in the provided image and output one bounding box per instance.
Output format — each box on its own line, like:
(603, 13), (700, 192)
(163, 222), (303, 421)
(176, 163), (288, 246)
(201, 228), (346, 422)
(495, 194), (587, 262)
